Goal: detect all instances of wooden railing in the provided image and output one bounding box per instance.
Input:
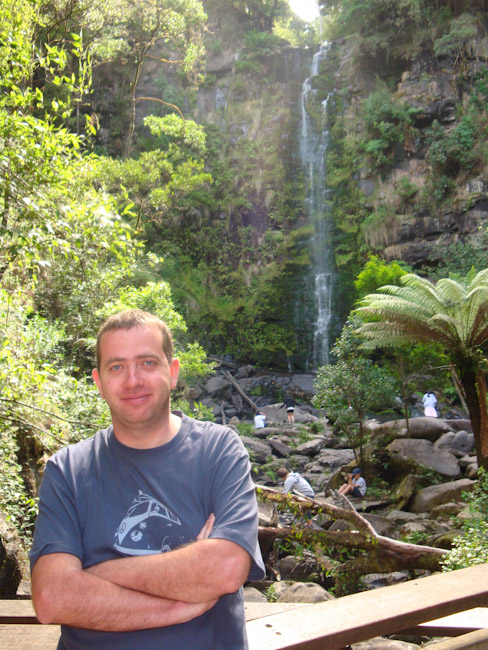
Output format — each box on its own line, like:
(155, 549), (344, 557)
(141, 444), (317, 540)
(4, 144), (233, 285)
(246, 563), (488, 650)
(1, 564), (487, 649)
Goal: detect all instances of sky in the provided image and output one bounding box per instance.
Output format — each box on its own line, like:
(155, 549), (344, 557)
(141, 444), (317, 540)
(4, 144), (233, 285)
(287, 0), (320, 22)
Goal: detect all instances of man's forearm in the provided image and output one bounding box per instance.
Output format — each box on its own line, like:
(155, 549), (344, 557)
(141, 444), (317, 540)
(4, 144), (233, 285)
(86, 538), (251, 603)
(32, 554), (215, 631)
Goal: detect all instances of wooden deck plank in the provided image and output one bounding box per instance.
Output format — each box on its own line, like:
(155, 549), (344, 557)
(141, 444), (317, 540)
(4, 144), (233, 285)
(246, 564), (488, 650)
(0, 624), (60, 649)
(427, 628), (488, 650)
(401, 607), (488, 636)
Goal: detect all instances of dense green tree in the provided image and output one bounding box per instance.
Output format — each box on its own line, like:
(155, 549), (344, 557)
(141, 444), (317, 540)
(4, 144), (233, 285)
(355, 255), (410, 299)
(313, 319), (397, 467)
(0, 0), (88, 277)
(356, 270), (488, 471)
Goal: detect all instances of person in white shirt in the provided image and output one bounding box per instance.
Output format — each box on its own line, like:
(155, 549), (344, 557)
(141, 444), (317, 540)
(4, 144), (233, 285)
(422, 391), (438, 417)
(254, 411), (268, 428)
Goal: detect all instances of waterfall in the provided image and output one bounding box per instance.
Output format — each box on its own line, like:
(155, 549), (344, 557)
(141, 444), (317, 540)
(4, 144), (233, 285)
(299, 44), (335, 369)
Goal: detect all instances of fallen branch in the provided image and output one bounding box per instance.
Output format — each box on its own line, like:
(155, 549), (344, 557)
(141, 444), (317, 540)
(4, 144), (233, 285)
(222, 370), (259, 412)
(256, 485), (446, 573)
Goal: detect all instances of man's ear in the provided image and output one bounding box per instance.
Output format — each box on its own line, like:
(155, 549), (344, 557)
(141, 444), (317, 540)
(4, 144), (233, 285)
(169, 358), (180, 389)
(92, 368), (104, 399)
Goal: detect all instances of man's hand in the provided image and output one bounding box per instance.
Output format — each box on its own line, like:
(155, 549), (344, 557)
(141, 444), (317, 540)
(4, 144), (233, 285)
(197, 513), (215, 540)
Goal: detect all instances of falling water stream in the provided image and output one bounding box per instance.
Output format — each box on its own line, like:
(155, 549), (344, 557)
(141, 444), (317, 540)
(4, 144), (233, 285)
(299, 44), (335, 369)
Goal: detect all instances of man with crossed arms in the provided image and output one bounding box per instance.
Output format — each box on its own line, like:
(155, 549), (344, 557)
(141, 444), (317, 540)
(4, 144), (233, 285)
(30, 309), (265, 649)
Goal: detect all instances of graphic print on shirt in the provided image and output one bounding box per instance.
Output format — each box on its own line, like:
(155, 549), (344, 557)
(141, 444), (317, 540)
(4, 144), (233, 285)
(114, 491), (183, 556)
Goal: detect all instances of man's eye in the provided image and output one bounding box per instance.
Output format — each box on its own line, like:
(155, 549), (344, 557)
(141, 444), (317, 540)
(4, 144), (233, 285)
(110, 364), (122, 371)
(143, 360), (155, 366)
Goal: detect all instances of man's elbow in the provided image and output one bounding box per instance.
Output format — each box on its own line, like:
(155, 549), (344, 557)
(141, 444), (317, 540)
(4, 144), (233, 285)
(32, 585), (60, 625)
(218, 550), (251, 594)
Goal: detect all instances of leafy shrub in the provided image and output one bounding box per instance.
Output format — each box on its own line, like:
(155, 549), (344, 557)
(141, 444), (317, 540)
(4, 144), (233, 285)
(433, 13), (478, 58)
(442, 468), (488, 571)
(361, 84), (419, 168)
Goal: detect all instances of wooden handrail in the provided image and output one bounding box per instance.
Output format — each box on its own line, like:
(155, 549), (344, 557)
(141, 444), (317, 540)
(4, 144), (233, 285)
(246, 564), (488, 650)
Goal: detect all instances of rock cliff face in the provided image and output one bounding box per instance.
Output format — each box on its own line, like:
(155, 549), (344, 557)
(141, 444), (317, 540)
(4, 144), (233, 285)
(329, 34), (488, 274)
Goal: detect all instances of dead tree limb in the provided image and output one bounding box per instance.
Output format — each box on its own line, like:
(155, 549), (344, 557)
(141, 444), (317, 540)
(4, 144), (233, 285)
(256, 485), (446, 573)
(222, 370), (259, 412)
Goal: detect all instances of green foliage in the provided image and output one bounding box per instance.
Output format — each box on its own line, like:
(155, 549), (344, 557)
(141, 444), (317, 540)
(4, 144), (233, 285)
(235, 30), (283, 75)
(313, 318), (397, 464)
(264, 584), (277, 602)
(332, 0), (431, 58)
(0, 291), (107, 539)
(172, 398), (215, 421)
(361, 83), (419, 169)
(355, 255), (410, 300)
(433, 13), (479, 58)
(442, 468), (488, 571)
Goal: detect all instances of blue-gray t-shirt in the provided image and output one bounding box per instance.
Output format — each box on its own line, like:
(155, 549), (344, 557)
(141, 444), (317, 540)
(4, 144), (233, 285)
(30, 413), (265, 649)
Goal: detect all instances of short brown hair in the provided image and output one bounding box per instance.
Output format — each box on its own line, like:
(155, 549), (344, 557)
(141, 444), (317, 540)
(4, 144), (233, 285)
(96, 309), (173, 368)
(277, 467), (289, 479)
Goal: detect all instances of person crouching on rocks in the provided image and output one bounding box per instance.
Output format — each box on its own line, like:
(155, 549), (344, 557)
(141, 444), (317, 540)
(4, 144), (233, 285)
(338, 467), (367, 498)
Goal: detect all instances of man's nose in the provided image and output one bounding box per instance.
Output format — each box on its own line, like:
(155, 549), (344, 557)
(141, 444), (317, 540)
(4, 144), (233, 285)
(124, 365), (143, 387)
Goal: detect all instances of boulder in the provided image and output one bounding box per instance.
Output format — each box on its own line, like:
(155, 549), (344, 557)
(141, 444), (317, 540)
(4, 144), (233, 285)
(431, 502), (463, 517)
(317, 449), (355, 470)
(258, 501), (278, 527)
(387, 439), (461, 478)
(243, 587), (267, 602)
(204, 375), (231, 397)
(288, 374), (315, 397)
(362, 514), (396, 537)
(386, 510), (420, 524)
(269, 438), (292, 457)
(434, 430), (474, 455)
(392, 474), (417, 510)
(240, 437), (272, 463)
(278, 554), (324, 582)
(446, 419), (473, 432)
(372, 417), (454, 442)
(277, 582), (333, 603)
(361, 571), (410, 591)
(293, 438), (324, 457)
(409, 478), (476, 513)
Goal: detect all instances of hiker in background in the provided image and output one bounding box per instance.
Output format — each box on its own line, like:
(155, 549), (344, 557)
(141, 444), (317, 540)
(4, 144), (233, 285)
(277, 467), (314, 498)
(254, 411), (268, 428)
(338, 467), (367, 497)
(280, 395), (296, 423)
(422, 390), (438, 417)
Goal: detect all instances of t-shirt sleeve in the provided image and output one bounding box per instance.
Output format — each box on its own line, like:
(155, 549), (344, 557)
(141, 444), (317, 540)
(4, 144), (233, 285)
(29, 453), (83, 572)
(204, 427), (265, 581)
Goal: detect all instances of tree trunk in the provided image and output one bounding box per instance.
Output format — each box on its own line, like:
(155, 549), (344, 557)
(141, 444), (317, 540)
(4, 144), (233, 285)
(457, 361), (488, 471)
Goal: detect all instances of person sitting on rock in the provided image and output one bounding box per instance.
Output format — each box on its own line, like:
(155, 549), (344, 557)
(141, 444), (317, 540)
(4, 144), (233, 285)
(338, 467), (367, 498)
(277, 467), (314, 498)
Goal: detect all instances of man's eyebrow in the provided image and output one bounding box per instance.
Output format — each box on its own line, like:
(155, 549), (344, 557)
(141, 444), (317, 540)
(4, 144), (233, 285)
(103, 353), (162, 366)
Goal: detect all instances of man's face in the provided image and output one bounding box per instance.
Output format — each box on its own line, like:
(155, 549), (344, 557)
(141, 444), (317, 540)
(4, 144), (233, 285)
(92, 325), (179, 438)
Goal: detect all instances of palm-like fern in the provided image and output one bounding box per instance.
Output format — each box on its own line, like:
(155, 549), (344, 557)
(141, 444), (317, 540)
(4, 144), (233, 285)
(355, 270), (488, 470)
